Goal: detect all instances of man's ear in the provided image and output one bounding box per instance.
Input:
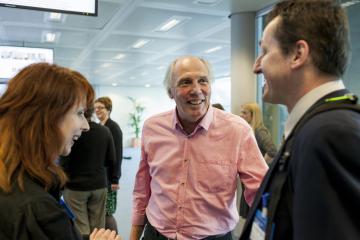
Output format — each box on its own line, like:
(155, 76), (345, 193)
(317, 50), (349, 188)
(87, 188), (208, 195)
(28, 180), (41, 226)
(168, 88), (174, 99)
(291, 40), (310, 69)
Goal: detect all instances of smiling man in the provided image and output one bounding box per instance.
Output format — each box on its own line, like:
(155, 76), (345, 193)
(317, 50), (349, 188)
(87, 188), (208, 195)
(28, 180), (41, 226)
(240, 1), (360, 240)
(130, 55), (268, 240)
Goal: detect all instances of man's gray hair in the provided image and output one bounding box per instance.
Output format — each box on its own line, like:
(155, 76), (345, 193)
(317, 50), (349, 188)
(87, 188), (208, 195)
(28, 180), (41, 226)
(163, 55), (214, 98)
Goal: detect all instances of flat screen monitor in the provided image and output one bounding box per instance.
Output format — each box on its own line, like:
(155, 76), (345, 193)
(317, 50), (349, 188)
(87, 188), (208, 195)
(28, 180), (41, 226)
(0, 46), (54, 80)
(0, 0), (97, 16)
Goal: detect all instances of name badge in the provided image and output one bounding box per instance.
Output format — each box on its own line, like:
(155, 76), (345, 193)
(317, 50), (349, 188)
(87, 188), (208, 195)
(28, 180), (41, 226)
(250, 210), (266, 240)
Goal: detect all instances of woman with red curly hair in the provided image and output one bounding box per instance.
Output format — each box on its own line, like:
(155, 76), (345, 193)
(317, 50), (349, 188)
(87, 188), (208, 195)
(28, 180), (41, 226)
(0, 63), (121, 240)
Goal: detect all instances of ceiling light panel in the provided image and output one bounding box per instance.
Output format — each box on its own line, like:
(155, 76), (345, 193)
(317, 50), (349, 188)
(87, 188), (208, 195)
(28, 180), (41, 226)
(131, 39), (152, 49)
(204, 45), (223, 54)
(41, 31), (60, 43)
(50, 12), (62, 21)
(155, 16), (191, 32)
(44, 12), (67, 23)
(113, 53), (126, 60)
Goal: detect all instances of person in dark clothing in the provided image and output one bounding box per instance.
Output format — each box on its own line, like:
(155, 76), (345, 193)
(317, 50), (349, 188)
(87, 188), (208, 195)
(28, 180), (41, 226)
(0, 63), (120, 240)
(212, 103), (225, 110)
(60, 107), (117, 237)
(94, 97), (123, 233)
(240, 1), (360, 239)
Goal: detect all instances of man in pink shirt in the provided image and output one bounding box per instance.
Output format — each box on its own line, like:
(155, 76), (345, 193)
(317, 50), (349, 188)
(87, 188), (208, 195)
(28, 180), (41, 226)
(130, 56), (268, 240)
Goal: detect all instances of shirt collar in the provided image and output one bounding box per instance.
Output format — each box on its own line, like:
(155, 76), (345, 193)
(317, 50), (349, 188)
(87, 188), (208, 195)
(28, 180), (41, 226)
(172, 106), (214, 136)
(284, 80), (345, 139)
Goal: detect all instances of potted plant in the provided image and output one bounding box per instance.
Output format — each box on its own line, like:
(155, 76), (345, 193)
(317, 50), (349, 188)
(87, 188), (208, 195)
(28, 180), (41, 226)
(128, 96), (145, 147)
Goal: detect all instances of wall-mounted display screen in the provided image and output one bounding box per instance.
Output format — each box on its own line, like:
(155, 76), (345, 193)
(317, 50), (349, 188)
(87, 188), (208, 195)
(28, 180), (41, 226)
(0, 0), (97, 16)
(0, 46), (54, 80)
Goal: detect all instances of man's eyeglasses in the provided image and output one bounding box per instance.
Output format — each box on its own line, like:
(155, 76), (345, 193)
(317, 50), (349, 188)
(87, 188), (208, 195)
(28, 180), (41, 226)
(95, 106), (106, 110)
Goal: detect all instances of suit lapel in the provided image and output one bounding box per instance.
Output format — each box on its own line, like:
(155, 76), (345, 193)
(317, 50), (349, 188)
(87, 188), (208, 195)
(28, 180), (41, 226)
(240, 89), (350, 239)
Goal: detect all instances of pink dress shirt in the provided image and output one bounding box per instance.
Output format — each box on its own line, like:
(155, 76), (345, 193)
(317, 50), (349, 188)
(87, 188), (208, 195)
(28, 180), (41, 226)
(132, 106), (268, 240)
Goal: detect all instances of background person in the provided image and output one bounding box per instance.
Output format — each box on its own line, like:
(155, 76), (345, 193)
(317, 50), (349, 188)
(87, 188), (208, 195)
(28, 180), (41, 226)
(212, 102), (225, 110)
(60, 107), (117, 238)
(130, 55), (268, 240)
(240, 102), (277, 164)
(0, 63), (120, 240)
(239, 102), (277, 219)
(94, 97), (123, 233)
(240, 0), (360, 239)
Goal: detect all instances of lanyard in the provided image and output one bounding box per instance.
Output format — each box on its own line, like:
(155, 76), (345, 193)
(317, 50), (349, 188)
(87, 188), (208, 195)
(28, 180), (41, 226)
(263, 94), (359, 239)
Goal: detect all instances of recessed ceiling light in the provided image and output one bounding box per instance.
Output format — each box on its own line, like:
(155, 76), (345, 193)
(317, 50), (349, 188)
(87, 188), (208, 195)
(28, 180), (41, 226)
(114, 53), (126, 60)
(44, 12), (66, 23)
(204, 45), (223, 54)
(101, 63), (111, 68)
(46, 33), (56, 42)
(50, 12), (62, 21)
(131, 39), (151, 49)
(160, 19), (180, 31)
(112, 83), (118, 86)
(155, 16), (190, 32)
(157, 66), (165, 70)
(41, 31), (60, 43)
(144, 84), (151, 88)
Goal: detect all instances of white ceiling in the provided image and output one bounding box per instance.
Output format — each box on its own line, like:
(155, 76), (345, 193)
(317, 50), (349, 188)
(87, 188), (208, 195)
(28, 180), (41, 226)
(0, 0), (276, 87)
(0, 0), (358, 91)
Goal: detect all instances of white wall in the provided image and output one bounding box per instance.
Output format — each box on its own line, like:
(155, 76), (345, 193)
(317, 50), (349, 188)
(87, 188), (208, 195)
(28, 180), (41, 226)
(94, 85), (175, 147)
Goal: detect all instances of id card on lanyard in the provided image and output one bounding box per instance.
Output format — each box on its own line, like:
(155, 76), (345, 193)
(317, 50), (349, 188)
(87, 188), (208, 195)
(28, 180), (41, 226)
(250, 193), (274, 240)
(59, 196), (76, 221)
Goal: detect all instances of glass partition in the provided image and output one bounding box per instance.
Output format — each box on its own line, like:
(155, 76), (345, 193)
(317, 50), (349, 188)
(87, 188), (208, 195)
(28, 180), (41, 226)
(255, 6), (287, 147)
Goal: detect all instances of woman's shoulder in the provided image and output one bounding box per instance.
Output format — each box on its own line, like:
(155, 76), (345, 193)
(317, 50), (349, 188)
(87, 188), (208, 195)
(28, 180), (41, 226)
(105, 118), (122, 132)
(255, 126), (270, 135)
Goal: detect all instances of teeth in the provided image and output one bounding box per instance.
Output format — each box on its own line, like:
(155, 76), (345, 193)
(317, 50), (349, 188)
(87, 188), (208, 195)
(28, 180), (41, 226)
(72, 136), (79, 141)
(189, 100), (203, 105)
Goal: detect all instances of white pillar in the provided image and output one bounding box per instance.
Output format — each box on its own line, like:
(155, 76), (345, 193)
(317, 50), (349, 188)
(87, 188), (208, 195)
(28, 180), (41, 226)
(230, 12), (257, 115)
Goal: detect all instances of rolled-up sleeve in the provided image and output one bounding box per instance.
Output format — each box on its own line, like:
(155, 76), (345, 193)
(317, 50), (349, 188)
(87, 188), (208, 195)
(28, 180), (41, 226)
(238, 128), (269, 206)
(132, 138), (151, 225)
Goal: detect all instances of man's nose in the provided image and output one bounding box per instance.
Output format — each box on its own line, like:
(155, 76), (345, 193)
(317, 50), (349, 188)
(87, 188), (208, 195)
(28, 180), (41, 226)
(190, 82), (202, 93)
(253, 56), (262, 74)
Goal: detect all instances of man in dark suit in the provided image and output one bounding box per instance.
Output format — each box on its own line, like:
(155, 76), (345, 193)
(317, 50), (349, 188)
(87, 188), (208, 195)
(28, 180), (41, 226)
(240, 0), (360, 239)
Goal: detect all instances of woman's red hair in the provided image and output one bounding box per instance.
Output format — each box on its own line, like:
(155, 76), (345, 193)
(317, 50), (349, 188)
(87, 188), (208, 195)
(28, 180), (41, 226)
(0, 63), (94, 192)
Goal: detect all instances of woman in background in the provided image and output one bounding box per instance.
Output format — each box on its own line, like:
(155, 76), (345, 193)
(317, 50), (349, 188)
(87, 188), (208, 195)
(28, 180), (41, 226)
(239, 102), (277, 218)
(240, 102), (277, 163)
(0, 63), (120, 240)
(94, 97), (123, 233)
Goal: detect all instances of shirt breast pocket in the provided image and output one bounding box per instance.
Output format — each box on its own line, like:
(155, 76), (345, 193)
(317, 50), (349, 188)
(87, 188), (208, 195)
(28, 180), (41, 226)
(196, 161), (231, 193)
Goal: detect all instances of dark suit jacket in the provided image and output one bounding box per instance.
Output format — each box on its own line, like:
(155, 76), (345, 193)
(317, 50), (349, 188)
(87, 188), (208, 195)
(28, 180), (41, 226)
(105, 118), (123, 183)
(240, 89), (360, 240)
